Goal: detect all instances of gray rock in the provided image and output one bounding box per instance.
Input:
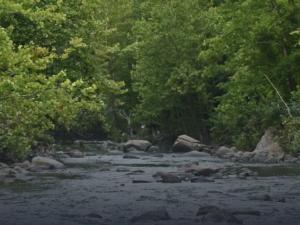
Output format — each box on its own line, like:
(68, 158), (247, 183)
(184, 165), (220, 176)
(0, 162), (9, 168)
(14, 161), (31, 169)
(123, 154), (140, 159)
(172, 135), (201, 153)
(148, 145), (160, 152)
(131, 208), (171, 223)
(248, 194), (272, 201)
(253, 128), (285, 163)
(32, 156), (65, 169)
(183, 150), (210, 157)
(216, 146), (235, 158)
(123, 140), (152, 152)
(241, 151), (255, 161)
(132, 180), (152, 184)
(232, 209), (261, 216)
(197, 206), (242, 225)
(284, 154), (298, 163)
(85, 213), (102, 219)
(116, 168), (130, 172)
(191, 177), (215, 183)
(67, 150), (84, 158)
(154, 172), (182, 183)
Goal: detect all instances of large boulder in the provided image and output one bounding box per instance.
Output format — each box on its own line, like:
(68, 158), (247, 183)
(123, 140), (152, 152)
(252, 128), (285, 163)
(32, 156), (65, 169)
(172, 135), (202, 153)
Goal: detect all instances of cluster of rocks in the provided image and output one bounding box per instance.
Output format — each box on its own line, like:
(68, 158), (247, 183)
(152, 164), (257, 184)
(72, 139), (160, 154)
(129, 206), (260, 224)
(171, 131), (300, 164)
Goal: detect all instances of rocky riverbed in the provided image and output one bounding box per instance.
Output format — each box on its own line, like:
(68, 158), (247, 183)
(1, 143), (300, 225)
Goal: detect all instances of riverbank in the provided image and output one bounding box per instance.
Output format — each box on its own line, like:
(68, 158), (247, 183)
(1, 141), (300, 225)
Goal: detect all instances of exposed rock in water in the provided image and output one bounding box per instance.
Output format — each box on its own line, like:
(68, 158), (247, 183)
(132, 180), (153, 184)
(197, 206), (243, 225)
(190, 177), (215, 183)
(248, 194), (272, 201)
(252, 128), (285, 163)
(32, 156), (65, 169)
(123, 154), (140, 159)
(85, 213), (103, 219)
(148, 145), (160, 152)
(66, 149), (85, 158)
(131, 208), (171, 223)
(172, 135), (201, 153)
(123, 140), (152, 152)
(184, 164), (220, 176)
(183, 150), (210, 157)
(153, 172), (182, 183)
(216, 146), (235, 159)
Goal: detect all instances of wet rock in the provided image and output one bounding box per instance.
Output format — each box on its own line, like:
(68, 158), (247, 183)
(197, 206), (242, 224)
(14, 160), (31, 170)
(152, 153), (164, 158)
(75, 140), (121, 151)
(276, 197), (286, 203)
(123, 140), (152, 152)
(231, 209), (261, 216)
(131, 208), (171, 223)
(0, 162), (9, 168)
(216, 146), (235, 159)
(85, 152), (97, 156)
(240, 151), (255, 162)
(284, 154), (298, 163)
(154, 172), (182, 183)
(85, 213), (103, 219)
(67, 150), (85, 158)
(184, 165), (220, 176)
(248, 194), (272, 201)
(32, 156), (65, 169)
(132, 180), (152, 184)
(123, 154), (140, 159)
(116, 168), (130, 172)
(216, 166), (257, 179)
(172, 135), (201, 153)
(148, 145), (160, 152)
(60, 157), (109, 166)
(191, 177), (214, 183)
(183, 150), (210, 157)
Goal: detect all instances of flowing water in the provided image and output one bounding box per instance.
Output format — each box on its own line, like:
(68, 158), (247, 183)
(1, 151), (300, 225)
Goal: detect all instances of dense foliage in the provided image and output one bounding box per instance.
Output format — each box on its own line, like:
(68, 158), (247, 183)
(0, 0), (299, 160)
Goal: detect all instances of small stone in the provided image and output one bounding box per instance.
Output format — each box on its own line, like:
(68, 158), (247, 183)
(67, 149), (85, 158)
(85, 213), (102, 219)
(153, 172), (182, 183)
(0, 162), (9, 168)
(116, 168), (130, 172)
(132, 180), (152, 184)
(148, 146), (160, 152)
(197, 206), (242, 225)
(123, 140), (152, 152)
(191, 177), (214, 183)
(131, 209), (171, 223)
(123, 154), (140, 159)
(248, 194), (272, 201)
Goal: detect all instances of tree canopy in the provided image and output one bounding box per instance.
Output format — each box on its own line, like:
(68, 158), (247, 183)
(0, 0), (299, 161)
